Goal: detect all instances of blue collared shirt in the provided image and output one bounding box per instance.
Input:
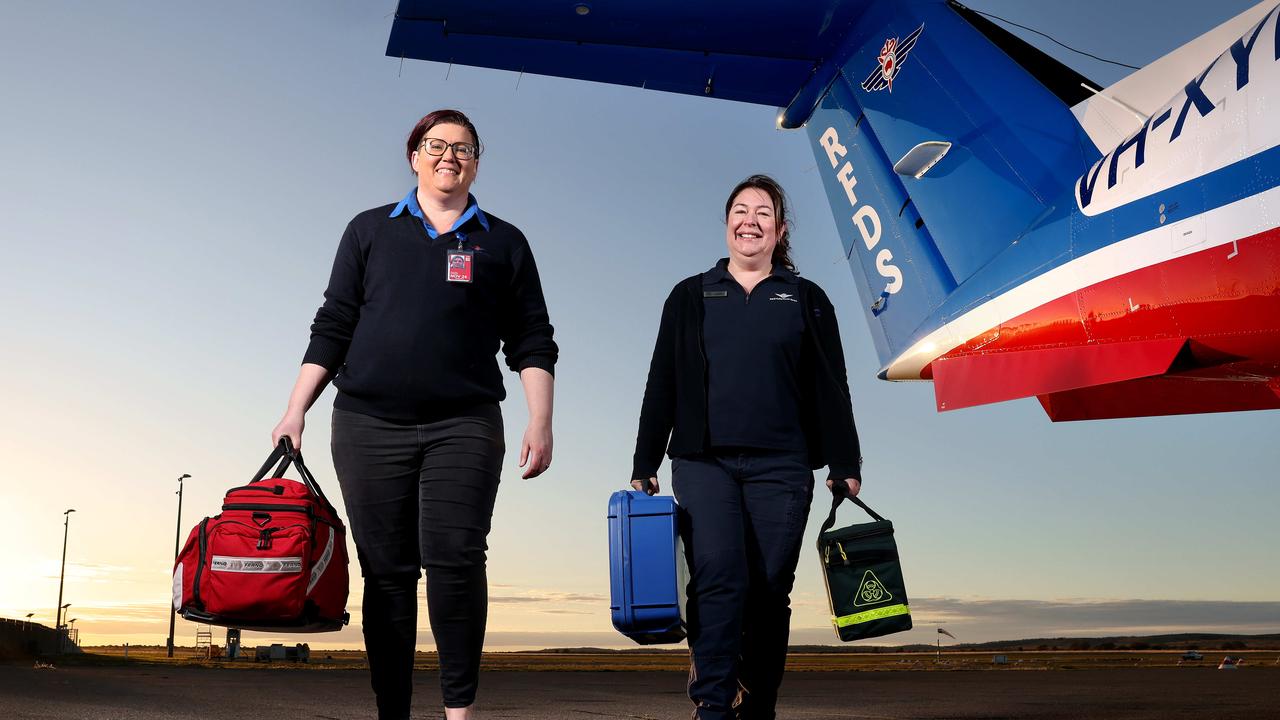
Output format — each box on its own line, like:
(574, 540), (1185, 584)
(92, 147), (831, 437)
(389, 188), (490, 239)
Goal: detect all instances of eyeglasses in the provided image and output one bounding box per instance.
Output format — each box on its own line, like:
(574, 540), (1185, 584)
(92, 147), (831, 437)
(418, 138), (480, 160)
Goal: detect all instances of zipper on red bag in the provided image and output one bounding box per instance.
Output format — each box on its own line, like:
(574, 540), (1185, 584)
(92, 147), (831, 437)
(192, 518), (210, 609)
(212, 519), (312, 551)
(221, 503), (313, 514)
(224, 485), (286, 496)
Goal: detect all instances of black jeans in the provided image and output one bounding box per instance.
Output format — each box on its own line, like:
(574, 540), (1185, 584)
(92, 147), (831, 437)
(672, 450), (814, 720)
(331, 405), (504, 717)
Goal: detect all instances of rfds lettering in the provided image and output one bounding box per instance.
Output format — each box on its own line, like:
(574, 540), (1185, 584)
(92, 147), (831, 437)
(818, 127), (904, 295)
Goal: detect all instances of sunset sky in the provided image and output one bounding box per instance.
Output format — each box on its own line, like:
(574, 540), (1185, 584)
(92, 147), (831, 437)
(2, 0), (1277, 651)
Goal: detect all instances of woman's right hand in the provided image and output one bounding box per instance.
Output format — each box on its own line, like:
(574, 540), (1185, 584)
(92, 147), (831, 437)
(630, 477), (659, 496)
(272, 411), (305, 451)
(271, 364), (332, 452)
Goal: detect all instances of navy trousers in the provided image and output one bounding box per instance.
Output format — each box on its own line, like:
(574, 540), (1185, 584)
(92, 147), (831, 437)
(330, 405), (504, 717)
(672, 450), (814, 720)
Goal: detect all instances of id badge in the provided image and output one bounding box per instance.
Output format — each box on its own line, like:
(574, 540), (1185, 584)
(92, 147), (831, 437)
(446, 249), (474, 283)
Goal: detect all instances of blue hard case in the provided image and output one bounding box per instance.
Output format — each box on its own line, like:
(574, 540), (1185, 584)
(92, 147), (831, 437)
(607, 490), (687, 644)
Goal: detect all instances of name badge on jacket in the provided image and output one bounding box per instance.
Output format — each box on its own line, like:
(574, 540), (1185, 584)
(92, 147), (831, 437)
(447, 250), (474, 283)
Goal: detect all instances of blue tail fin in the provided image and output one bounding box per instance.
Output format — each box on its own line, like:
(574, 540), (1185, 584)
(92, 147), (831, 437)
(804, 0), (1099, 367)
(383, 0), (1102, 368)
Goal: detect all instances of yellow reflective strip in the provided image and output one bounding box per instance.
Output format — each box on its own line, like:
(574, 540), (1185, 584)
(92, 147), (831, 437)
(832, 603), (910, 628)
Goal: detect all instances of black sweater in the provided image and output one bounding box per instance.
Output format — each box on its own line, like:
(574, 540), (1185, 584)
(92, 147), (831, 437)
(632, 273), (862, 482)
(304, 204), (557, 422)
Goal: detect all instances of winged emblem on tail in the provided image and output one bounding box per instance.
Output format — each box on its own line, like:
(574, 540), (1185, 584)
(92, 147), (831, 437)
(861, 23), (925, 93)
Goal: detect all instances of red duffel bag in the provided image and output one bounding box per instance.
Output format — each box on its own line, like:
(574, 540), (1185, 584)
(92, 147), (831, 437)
(172, 438), (350, 632)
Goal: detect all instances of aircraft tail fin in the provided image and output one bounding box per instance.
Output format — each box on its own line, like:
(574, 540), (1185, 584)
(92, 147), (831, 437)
(802, 1), (1100, 369)
(385, 0), (1104, 371)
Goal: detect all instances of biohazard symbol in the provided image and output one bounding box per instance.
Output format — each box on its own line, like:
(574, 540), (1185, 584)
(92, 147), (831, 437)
(852, 570), (893, 608)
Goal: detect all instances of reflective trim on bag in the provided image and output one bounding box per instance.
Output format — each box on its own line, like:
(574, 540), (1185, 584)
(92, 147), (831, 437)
(211, 555), (303, 573)
(307, 528), (335, 593)
(833, 603), (910, 628)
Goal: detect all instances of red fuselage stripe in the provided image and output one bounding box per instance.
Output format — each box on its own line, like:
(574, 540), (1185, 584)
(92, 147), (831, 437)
(935, 225), (1280, 373)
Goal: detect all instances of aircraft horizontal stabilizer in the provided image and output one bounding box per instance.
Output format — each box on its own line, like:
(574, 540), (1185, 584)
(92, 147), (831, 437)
(1038, 374), (1280, 421)
(1071, 0), (1279, 152)
(931, 338), (1188, 413)
(386, 1), (872, 109)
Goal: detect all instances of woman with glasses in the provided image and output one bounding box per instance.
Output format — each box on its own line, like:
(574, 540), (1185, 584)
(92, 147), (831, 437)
(272, 109), (557, 720)
(630, 175), (862, 720)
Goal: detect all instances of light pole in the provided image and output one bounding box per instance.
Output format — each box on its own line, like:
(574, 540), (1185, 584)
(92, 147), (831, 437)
(55, 509), (75, 654)
(57, 603), (70, 654)
(167, 474), (191, 658)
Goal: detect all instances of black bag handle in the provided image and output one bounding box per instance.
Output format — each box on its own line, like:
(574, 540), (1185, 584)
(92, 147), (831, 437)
(250, 437), (338, 514)
(250, 439), (292, 484)
(819, 481), (885, 537)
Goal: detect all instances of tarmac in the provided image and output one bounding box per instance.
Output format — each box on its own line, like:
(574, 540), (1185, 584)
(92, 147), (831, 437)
(0, 664), (1275, 719)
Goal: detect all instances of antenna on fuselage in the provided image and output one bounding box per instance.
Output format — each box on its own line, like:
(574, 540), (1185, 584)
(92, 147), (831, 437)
(1080, 83), (1147, 123)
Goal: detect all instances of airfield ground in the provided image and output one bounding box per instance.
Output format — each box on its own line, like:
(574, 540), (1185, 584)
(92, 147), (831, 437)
(74, 645), (1280, 672)
(0, 649), (1276, 719)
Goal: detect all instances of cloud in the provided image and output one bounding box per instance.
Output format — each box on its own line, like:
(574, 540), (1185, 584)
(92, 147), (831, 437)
(39, 601), (170, 624)
(489, 591), (607, 605)
(482, 631), (626, 647)
(38, 562), (140, 584)
(788, 597), (1280, 647)
(25, 595), (1280, 652)
(909, 597), (1280, 633)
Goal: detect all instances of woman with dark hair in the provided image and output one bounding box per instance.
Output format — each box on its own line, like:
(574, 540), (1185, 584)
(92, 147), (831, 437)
(272, 109), (557, 720)
(631, 175), (862, 720)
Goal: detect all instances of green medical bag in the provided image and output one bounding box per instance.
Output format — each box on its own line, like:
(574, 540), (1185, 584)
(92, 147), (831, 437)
(817, 492), (912, 641)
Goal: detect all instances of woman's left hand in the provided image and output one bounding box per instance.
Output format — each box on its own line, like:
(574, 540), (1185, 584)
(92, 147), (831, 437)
(826, 477), (861, 497)
(520, 420), (553, 479)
